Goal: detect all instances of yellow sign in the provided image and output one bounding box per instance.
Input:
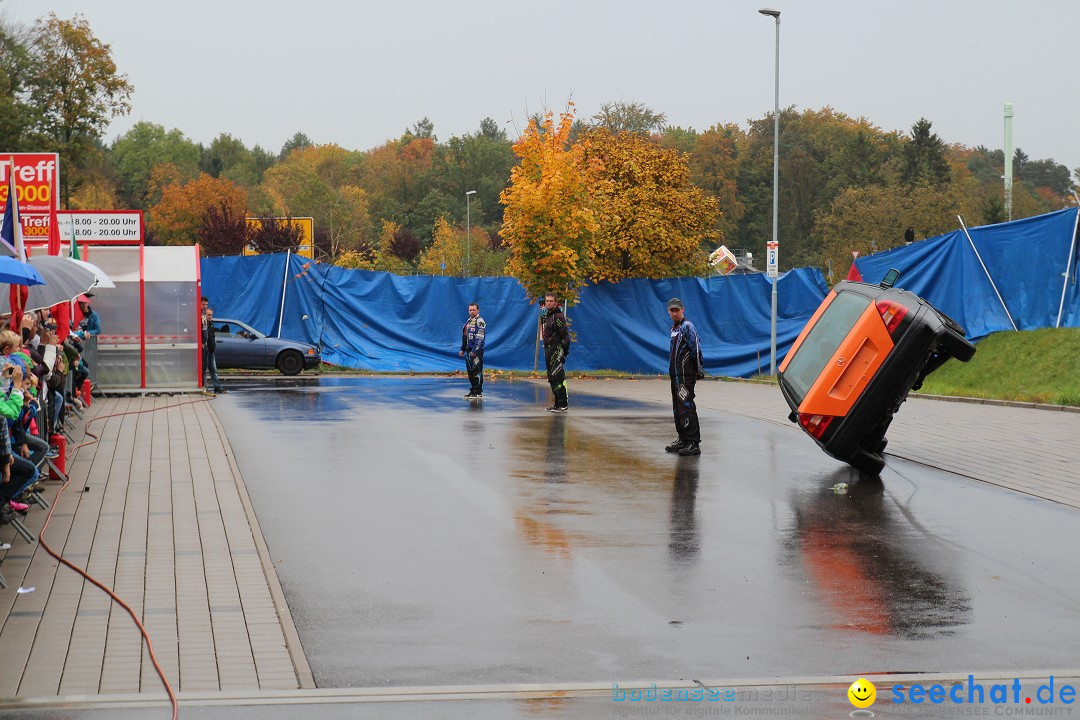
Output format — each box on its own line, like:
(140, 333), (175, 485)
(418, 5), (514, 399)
(244, 217), (314, 258)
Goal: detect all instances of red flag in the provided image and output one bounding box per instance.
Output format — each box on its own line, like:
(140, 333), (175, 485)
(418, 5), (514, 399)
(845, 251), (862, 282)
(47, 202), (61, 255)
(50, 301), (71, 342)
(8, 285), (27, 331)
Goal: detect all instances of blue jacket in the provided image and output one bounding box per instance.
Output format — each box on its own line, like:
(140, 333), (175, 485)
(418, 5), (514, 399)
(669, 319), (704, 384)
(461, 316), (486, 355)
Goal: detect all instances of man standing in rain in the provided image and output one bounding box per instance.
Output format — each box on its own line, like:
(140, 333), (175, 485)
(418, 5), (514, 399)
(460, 302), (486, 399)
(541, 293), (570, 412)
(665, 298), (704, 456)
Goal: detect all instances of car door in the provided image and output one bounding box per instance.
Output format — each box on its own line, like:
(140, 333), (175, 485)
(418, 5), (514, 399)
(212, 321), (247, 368)
(233, 322), (271, 367)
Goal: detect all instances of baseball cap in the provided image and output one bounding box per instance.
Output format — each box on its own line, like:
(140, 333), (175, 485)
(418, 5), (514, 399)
(667, 298), (684, 310)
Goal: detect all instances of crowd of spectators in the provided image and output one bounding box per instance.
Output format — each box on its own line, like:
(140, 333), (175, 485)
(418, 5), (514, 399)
(0, 299), (99, 542)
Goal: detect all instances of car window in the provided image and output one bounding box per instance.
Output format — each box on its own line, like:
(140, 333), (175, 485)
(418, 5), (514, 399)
(782, 291), (872, 404)
(213, 322), (238, 338)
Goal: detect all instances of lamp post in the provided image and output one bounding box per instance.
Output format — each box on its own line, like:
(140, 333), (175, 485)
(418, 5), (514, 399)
(465, 190), (476, 276)
(759, 7), (780, 375)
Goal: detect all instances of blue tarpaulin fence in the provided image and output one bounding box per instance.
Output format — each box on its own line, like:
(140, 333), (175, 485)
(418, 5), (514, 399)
(202, 254), (829, 376)
(853, 207), (1080, 341)
(202, 207), (1080, 375)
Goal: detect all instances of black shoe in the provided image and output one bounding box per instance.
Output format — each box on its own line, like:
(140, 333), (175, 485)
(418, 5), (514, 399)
(678, 442), (701, 456)
(547, 405), (568, 413)
(665, 439), (685, 453)
(465, 393), (476, 399)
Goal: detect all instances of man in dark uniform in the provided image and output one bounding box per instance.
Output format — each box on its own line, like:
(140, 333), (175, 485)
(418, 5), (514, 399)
(460, 302), (486, 399)
(202, 306), (225, 394)
(665, 298), (704, 456)
(541, 293), (570, 412)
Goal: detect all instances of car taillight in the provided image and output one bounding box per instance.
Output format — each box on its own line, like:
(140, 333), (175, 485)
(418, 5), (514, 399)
(876, 300), (908, 334)
(798, 412), (834, 439)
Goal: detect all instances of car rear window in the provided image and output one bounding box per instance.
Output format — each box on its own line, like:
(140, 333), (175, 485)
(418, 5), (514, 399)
(782, 291), (872, 404)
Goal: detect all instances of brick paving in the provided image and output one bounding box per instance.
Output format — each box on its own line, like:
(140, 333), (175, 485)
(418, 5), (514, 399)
(0, 396), (313, 699)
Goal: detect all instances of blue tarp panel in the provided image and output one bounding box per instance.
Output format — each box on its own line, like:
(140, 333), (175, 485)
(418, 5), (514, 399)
(854, 207), (1080, 340)
(202, 254), (830, 376)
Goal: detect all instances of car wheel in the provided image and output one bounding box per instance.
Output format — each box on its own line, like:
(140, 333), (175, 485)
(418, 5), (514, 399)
(277, 350), (304, 376)
(937, 330), (976, 362)
(848, 447), (885, 476)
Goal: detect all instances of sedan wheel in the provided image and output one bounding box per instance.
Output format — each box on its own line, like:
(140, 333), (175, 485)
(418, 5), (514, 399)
(277, 350), (304, 376)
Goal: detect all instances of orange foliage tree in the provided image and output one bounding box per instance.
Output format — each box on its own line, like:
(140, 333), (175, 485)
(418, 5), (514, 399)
(580, 128), (720, 282)
(149, 173), (247, 247)
(500, 105), (599, 303)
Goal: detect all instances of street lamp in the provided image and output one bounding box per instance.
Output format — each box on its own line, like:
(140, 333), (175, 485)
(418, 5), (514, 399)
(465, 190), (476, 276)
(759, 7), (780, 375)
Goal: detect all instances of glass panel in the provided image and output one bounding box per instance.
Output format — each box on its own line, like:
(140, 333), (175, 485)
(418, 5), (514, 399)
(783, 291), (872, 404)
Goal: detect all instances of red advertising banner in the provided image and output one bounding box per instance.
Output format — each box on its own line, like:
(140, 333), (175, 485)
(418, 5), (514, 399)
(0, 152), (61, 241)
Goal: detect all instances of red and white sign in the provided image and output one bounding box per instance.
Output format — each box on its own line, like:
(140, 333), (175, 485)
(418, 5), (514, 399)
(0, 153), (60, 241)
(766, 240), (779, 278)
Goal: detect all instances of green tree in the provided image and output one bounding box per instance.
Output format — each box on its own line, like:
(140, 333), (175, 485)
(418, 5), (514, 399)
(901, 118), (951, 186)
(0, 18), (39, 151)
(26, 13), (133, 206)
(111, 122), (202, 208)
(591, 101), (667, 136)
(279, 131), (312, 160)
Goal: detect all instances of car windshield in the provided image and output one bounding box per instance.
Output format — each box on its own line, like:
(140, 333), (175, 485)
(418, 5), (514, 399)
(782, 291), (872, 404)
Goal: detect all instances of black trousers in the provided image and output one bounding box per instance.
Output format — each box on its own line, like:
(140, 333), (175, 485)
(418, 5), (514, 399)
(466, 350), (483, 394)
(545, 346), (568, 407)
(670, 379), (700, 444)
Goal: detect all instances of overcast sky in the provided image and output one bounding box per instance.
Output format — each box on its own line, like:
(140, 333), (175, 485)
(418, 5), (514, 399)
(5, 0), (1079, 176)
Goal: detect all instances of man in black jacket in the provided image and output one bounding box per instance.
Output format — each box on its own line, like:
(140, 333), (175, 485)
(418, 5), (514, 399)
(665, 298), (704, 456)
(541, 293), (570, 412)
(202, 307), (225, 394)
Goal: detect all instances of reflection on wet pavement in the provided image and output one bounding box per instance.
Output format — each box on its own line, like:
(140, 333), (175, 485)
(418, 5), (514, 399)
(789, 473), (971, 638)
(210, 377), (1080, 688)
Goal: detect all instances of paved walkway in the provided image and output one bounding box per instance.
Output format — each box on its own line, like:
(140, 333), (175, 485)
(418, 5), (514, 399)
(0, 381), (1077, 708)
(0, 396), (313, 699)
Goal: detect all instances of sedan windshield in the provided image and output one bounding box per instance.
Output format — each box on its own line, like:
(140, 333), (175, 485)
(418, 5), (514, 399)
(782, 291), (872, 404)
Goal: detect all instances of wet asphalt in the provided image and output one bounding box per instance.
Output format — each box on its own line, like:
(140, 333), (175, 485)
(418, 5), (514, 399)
(205, 377), (1080, 690)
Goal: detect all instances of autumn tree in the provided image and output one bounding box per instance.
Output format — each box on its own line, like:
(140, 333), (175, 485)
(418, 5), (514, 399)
(500, 106), (598, 302)
(370, 220), (417, 274)
(261, 144), (372, 258)
(417, 216), (506, 276)
(579, 128), (720, 281)
(25, 13), (133, 205)
(199, 202), (250, 256)
(149, 173), (247, 246)
(247, 217), (306, 254)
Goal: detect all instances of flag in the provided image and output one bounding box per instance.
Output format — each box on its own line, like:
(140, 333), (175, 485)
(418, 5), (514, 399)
(47, 202), (61, 255)
(845, 251), (863, 282)
(70, 235), (81, 260)
(1, 166), (26, 260)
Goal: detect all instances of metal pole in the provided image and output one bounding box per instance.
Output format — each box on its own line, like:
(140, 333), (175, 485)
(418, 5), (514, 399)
(1055, 194), (1080, 328)
(465, 190), (476, 276)
(958, 215), (1017, 331)
(1004, 103), (1014, 222)
(760, 9), (781, 374)
(277, 249), (291, 337)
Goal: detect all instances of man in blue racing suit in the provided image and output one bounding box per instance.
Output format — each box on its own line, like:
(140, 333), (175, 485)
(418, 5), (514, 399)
(460, 302), (486, 398)
(665, 297), (704, 456)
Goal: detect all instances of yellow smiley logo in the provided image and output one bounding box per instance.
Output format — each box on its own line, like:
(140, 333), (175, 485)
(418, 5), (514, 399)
(848, 678), (876, 709)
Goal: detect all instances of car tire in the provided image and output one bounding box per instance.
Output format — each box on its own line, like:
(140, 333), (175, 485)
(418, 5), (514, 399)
(277, 350), (304, 376)
(937, 330), (976, 362)
(848, 447), (885, 476)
